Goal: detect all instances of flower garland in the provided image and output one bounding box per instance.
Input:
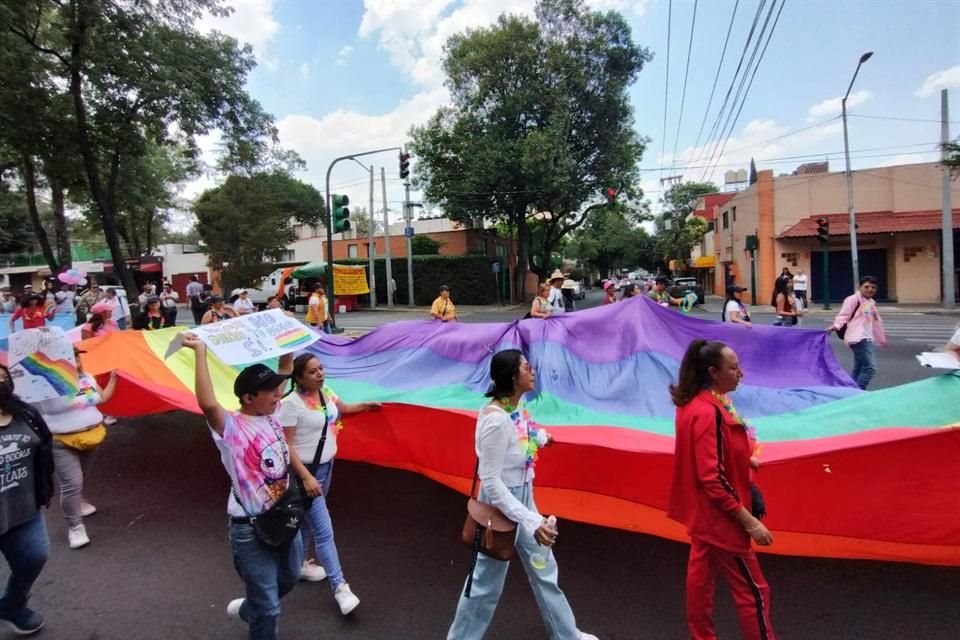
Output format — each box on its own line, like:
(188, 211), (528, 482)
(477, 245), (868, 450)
(300, 386), (344, 433)
(709, 389), (761, 456)
(499, 397), (548, 468)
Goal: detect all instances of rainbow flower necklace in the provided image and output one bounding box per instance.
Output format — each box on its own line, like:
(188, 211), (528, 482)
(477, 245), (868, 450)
(498, 397), (541, 468)
(709, 389), (760, 451)
(300, 386), (344, 433)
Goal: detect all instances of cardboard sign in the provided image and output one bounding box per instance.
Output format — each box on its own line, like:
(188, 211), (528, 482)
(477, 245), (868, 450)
(8, 327), (81, 402)
(167, 308), (319, 366)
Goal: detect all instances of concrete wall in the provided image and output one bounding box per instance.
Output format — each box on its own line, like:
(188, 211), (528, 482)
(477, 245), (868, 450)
(162, 252), (209, 285)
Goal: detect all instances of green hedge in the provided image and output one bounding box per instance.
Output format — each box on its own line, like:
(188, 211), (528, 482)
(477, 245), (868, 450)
(336, 255), (501, 305)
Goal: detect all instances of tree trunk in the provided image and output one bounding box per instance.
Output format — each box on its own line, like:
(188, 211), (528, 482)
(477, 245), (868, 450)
(50, 177), (72, 269)
(67, 4), (138, 301)
(21, 156), (60, 274)
(516, 214), (531, 301)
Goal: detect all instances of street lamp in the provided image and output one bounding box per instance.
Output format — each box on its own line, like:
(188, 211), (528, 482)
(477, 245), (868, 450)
(842, 51), (873, 290)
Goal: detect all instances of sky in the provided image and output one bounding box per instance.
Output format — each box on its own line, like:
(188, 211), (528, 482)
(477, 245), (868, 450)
(186, 0), (960, 227)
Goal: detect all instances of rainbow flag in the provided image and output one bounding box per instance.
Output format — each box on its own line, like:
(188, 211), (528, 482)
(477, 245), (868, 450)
(40, 297), (960, 566)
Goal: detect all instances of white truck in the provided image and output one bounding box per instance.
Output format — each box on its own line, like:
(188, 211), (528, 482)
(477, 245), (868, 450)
(232, 268), (298, 307)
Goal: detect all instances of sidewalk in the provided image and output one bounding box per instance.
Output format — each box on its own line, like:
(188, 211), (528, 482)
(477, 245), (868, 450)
(704, 295), (960, 315)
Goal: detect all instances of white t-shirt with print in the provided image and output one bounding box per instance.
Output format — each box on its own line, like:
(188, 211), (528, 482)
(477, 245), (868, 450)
(36, 373), (104, 434)
(547, 287), (565, 314)
(278, 388), (341, 465)
(209, 411), (291, 517)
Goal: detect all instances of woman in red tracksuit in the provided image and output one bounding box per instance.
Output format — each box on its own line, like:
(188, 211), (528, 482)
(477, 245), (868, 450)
(668, 339), (775, 640)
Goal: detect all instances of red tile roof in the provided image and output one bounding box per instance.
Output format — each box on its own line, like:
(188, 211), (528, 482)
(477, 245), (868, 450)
(779, 209), (960, 238)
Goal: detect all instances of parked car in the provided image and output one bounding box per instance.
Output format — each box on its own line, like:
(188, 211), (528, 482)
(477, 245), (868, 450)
(562, 279), (585, 300)
(667, 277), (704, 305)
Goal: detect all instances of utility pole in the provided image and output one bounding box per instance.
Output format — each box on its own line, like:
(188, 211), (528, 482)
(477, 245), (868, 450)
(381, 167), (394, 308)
(368, 165), (376, 309)
(842, 51), (873, 290)
(942, 89), (956, 310)
(404, 179), (415, 308)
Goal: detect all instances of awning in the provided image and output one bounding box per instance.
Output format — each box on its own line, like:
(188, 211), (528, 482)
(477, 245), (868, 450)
(140, 262), (162, 273)
(692, 256), (715, 268)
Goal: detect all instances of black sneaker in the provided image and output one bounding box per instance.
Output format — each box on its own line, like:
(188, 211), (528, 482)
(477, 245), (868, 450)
(0, 608), (45, 635)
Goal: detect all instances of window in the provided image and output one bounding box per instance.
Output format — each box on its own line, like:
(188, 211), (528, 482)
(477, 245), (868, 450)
(476, 239), (486, 253)
(732, 206), (737, 221)
(495, 244), (507, 257)
(277, 250), (295, 262)
(347, 244), (358, 258)
(722, 211), (729, 230)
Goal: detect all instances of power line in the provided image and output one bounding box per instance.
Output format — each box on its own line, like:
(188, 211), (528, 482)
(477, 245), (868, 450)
(848, 113), (960, 125)
(658, 0), (673, 186)
(670, 0), (698, 168)
(690, 0), (739, 162)
(691, 0), (768, 172)
(704, 0), (787, 180)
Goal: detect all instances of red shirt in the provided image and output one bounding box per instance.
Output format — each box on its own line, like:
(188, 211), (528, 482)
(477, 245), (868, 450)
(668, 390), (753, 553)
(11, 306), (49, 329)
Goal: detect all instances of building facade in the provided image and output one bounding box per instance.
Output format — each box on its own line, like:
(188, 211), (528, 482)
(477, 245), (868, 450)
(696, 162), (959, 305)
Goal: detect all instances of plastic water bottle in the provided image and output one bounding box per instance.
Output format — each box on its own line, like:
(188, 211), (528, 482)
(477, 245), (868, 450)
(530, 515), (557, 571)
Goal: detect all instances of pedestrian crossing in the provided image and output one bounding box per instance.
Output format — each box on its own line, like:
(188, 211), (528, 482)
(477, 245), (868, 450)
(334, 311), (423, 331)
(881, 318), (959, 344)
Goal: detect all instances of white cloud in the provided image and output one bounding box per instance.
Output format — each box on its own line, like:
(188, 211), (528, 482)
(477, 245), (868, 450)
(806, 90), (872, 121)
(336, 45), (355, 66)
(195, 0), (280, 65)
(593, 0), (649, 15)
(360, 0), (537, 88)
(298, 62), (310, 80)
(915, 65), (960, 97)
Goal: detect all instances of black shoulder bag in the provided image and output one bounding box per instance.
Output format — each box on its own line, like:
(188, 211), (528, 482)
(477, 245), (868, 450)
(835, 297), (861, 340)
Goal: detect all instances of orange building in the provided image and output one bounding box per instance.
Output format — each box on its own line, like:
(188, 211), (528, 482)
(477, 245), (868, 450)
(694, 162), (960, 305)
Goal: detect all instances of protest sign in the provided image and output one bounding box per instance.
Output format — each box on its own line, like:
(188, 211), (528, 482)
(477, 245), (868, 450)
(8, 327), (81, 402)
(167, 308), (319, 365)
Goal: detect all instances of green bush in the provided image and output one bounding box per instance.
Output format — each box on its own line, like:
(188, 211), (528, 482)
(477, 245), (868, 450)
(336, 255), (500, 305)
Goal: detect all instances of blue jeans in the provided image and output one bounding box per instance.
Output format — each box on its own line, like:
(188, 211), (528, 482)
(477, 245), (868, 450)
(447, 483), (580, 640)
(229, 521), (304, 640)
(850, 339), (877, 390)
(0, 513), (48, 620)
(303, 461), (345, 590)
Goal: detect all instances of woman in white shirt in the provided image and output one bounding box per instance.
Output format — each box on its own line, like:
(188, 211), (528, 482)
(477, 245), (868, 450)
(233, 290), (255, 316)
(35, 349), (118, 550)
(722, 285), (752, 327)
(447, 350), (597, 640)
(279, 354), (379, 616)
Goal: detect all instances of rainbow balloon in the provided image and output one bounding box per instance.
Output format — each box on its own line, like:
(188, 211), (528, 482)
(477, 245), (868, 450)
(29, 297), (959, 566)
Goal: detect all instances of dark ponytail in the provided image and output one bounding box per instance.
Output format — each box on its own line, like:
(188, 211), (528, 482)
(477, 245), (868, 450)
(669, 339), (728, 407)
(484, 349), (524, 399)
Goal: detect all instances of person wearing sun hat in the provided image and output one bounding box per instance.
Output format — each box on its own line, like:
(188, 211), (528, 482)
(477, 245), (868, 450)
(546, 270), (566, 315)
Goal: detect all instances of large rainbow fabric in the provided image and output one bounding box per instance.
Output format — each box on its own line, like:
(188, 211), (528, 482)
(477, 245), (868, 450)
(17, 296), (958, 566)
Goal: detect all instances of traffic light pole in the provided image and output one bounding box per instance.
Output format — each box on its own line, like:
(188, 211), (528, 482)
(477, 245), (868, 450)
(821, 246), (831, 310)
(404, 180), (415, 308)
(324, 147), (400, 330)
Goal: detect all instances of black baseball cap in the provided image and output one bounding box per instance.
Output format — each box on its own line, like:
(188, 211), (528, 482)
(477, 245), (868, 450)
(655, 276), (670, 285)
(439, 284), (451, 291)
(727, 285), (747, 294)
(233, 364), (290, 398)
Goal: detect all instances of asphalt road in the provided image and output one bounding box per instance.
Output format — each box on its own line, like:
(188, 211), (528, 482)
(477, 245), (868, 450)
(13, 415), (960, 640)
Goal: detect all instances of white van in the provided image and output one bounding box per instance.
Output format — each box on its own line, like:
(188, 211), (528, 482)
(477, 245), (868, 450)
(231, 268), (298, 307)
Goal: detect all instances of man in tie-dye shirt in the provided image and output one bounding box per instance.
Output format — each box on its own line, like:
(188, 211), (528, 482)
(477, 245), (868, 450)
(182, 334), (298, 640)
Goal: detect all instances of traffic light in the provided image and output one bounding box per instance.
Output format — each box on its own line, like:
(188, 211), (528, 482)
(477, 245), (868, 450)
(816, 217), (829, 245)
(399, 152), (410, 180)
(332, 194), (351, 233)
(606, 187), (617, 208)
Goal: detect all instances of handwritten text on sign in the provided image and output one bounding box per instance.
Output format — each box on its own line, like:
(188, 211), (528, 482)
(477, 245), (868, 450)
(185, 309), (319, 365)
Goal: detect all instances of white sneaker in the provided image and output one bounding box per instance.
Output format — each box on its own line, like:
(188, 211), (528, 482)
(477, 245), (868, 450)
(334, 583), (360, 615)
(103, 416), (118, 425)
(68, 524), (90, 549)
(80, 502), (97, 517)
(299, 560), (327, 582)
(578, 633), (599, 640)
(226, 598), (244, 621)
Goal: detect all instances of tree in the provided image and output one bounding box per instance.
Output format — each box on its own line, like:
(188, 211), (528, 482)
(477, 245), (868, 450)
(0, 170), (36, 256)
(349, 206), (383, 238)
(653, 181), (718, 268)
(943, 139), (960, 179)
(411, 235), (443, 255)
(3, 0), (277, 298)
(193, 172), (324, 294)
(410, 0), (651, 300)
(567, 206), (655, 276)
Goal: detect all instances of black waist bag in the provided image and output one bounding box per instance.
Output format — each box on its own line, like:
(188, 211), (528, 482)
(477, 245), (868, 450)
(234, 468), (308, 549)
